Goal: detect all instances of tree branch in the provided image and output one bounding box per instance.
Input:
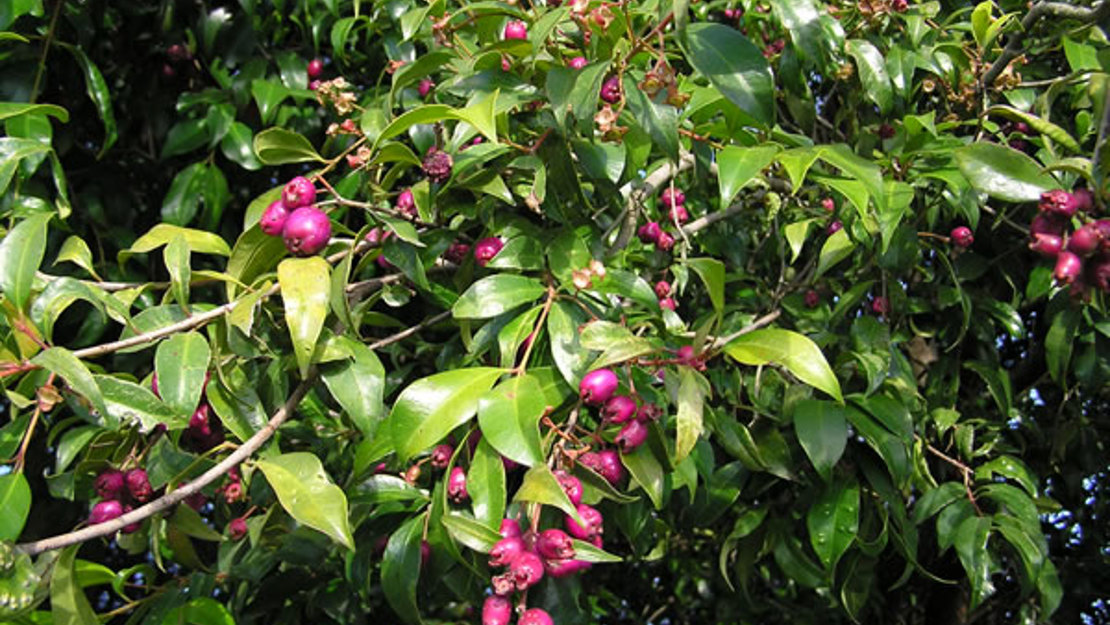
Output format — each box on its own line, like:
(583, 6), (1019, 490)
(606, 151), (696, 256)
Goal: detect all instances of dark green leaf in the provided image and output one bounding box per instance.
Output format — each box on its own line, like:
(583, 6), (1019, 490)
(0, 212), (50, 312)
(682, 23), (774, 126)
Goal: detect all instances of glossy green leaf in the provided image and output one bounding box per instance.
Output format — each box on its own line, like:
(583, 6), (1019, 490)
(625, 83), (679, 162)
(95, 375), (184, 431)
(452, 274), (546, 319)
(0, 102), (68, 123)
(477, 374), (546, 467)
(724, 328), (842, 401)
(206, 369), (269, 441)
(717, 145), (779, 207)
(154, 332), (210, 416)
(220, 121), (263, 170)
(846, 40), (892, 115)
(161, 598), (236, 625)
(622, 444), (665, 509)
(954, 515), (993, 609)
(806, 478), (859, 571)
(0, 473), (30, 541)
(389, 368), (505, 461)
(955, 143), (1057, 202)
(793, 399), (848, 481)
(381, 515), (424, 625)
(53, 235), (99, 280)
(441, 512), (502, 553)
(469, 439), (506, 529)
(815, 228), (855, 279)
(685, 257), (725, 314)
(675, 368), (708, 464)
(121, 223), (230, 262)
(33, 347), (108, 421)
(986, 105), (1079, 153)
(256, 452), (354, 549)
(51, 545), (99, 625)
(253, 127), (325, 165)
(682, 23), (774, 126)
(514, 465), (583, 523)
(321, 337), (385, 437)
(0, 212), (50, 312)
(278, 257), (331, 376)
(69, 47), (116, 157)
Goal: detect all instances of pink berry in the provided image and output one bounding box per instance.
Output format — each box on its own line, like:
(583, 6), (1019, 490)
(482, 595), (514, 625)
(1067, 223), (1103, 257)
(615, 419), (648, 452)
(950, 226), (974, 248)
(474, 237), (504, 267)
(891, 0), (908, 11)
(417, 78), (434, 98)
(307, 58), (323, 79)
(489, 536), (526, 567)
(444, 242), (471, 264)
(660, 187), (685, 209)
(821, 198), (835, 212)
(150, 373), (160, 397)
(504, 20), (528, 40)
(804, 289), (819, 308)
(125, 469), (153, 502)
(579, 368), (619, 405)
(1054, 250), (1084, 284)
(1073, 188), (1095, 212)
(508, 551), (545, 590)
(423, 147), (454, 184)
(500, 518), (522, 539)
(420, 540), (432, 567)
(229, 517), (248, 541)
(654, 280), (671, 298)
(554, 470), (583, 506)
(827, 220), (843, 235)
(659, 297), (676, 311)
(396, 188), (415, 213)
(596, 450), (625, 484)
(871, 296), (889, 317)
(282, 206), (332, 256)
(1030, 212), (1066, 237)
(656, 231), (675, 251)
(600, 76), (621, 103)
(120, 505), (141, 534)
(519, 608), (554, 625)
(670, 204), (689, 224)
(282, 176), (317, 209)
(89, 500), (123, 525)
(1040, 189), (1079, 218)
(260, 200), (290, 236)
(536, 528), (576, 560)
(1090, 255), (1110, 292)
(447, 466), (469, 503)
(95, 470), (126, 500)
(568, 56), (588, 70)
(430, 444), (452, 470)
(545, 557), (591, 577)
(637, 221), (662, 244)
(879, 123), (895, 139)
(601, 395), (637, 424)
(565, 503), (603, 540)
(1029, 233), (1065, 257)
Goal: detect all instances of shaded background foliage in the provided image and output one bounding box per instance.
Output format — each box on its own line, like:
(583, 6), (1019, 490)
(0, 0), (1109, 624)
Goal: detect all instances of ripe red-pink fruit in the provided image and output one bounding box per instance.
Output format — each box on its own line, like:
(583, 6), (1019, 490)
(509, 551), (545, 590)
(554, 470), (583, 505)
(1030, 212), (1066, 237)
(260, 200), (289, 236)
(804, 289), (819, 308)
(659, 297), (676, 311)
(656, 231), (675, 251)
(229, 517), (248, 541)
(568, 56), (588, 69)
(821, 198), (835, 212)
(596, 450), (625, 484)
(184, 489), (206, 511)
(421, 540), (432, 567)
(423, 147), (454, 184)
(431, 444), (452, 470)
(489, 536), (526, 567)
(120, 505), (141, 534)
(482, 595), (514, 625)
(474, 237), (504, 267)
(364, 227), (387, 247)
(418, 78), (435, 98)
(600, 76), (621, 103)
(1092, 220), (1110, 249)
(282, 176), (317, 209)
(601, 395), (637, 424)
(95, 470), (126, 500)
(660, 187), (685, 209)
(447, 466), (469, 503)
(1067, 223), (1103, 257)
(565, 503), (603, 540)
(500, 518), (522, 539)
(1040, 189), (1079, 218)
(669, 203), (689, 224)
(504, 20), (528, 40)
(536, 528), (576, 560)
(307, 58), (323, 79)
(615, 419), (648, 452)
(545, 557), (591, 577)
(519, 608), (554, 625)
(891, 0), (908, 11)
(827, 220), (843, 235)
(444, 242), (471, 264)
(1054, 250), (1083, 284)
(89, 500), (123, 525)
(654, 280), (671, 298)
(871, 296), (889, 317)
(283, 206), (332, 256)
(1029, 233), (1064, 257)
(950, 226), (973, 248)
(308, 79), (321, 91)
(126, 469), (153, 502)
(879, 123), (895, 139)
(1073, 188), (1095, 213)
(396, 188), (416, 214)
(637, 221), (662, 243)
(150, 373), (160, 397)
(1090, 255), (1110, 292)
(579, 368), (619, 405)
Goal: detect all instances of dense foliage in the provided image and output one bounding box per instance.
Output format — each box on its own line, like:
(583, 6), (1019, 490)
(0, 0), (1108, 624)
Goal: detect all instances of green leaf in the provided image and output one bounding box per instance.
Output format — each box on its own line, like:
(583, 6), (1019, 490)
(955, 143), (1057, 202)
(441, 512), (502, 553)
(154, 332), (210, 416)
(784, 218), (817, 263)
(51, 545), (99, 625)
(571, 539), (623, 563)
(163, 235), (191, 309)
(477, 374), (546, 467)
(0, 212), (50, 312)
(95, 375), (185, 431)
(381, 515), (424, 625)
(452, 274), (546, 319)
(954, 515), (994, 609)
(250, 80), (291, 125)
(793, 399), (848, 481)
(53, 235), (100, 280)
(0, 473), (30, 541)
(205, 369), (268, 441)
(278, 257), (331, 377)
(675, 368), (708, 464)
(160, 162), (207, 225)
(69, 47), (116, 157)
(253, 127), (325, 165)
(684, 257), (725, 314)
(0, 102), (67, 124)
(1044, 303), (1080, 384)
(469, 439), (506, 529)
(121, 223), (230, 263)
(220, 121), (263, 170)
(815, 228), (855, 279)
(161, 598), (236, 625)
(453, 90), (500, 144)
(682, 23), (775, 126)
(986, 105), (1079, 153)
(33, 347), (109, 422)
(724, 328), (842, 401)
(388, 368), (506, 461)
(169, 505), (223, 542)
(256, 452), (354, 549)
(321, 338), (385, 437)
(622, 443), (665, 509)
(624, 83), (679, 162)
(846, 40), (892, 115)
(514, 465), (583, 523)
(717, 145), (779, 207)
(806, 478), (860, 571)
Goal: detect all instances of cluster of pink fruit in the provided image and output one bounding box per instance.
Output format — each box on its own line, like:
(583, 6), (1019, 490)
(260, 176), (332, 257)
(637, 187), (689, 253)
(88, 467), (153, 531)
(1028, 189), (1110, 297)
(580, 368), (656, 453)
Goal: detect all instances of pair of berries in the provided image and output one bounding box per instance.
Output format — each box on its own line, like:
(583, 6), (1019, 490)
(637, 222), (676, 252)
(654, 279), (677, 311)
(482, 598), (553, 625)
(580, 368), (653, 452)
(260, 176), (332, 257)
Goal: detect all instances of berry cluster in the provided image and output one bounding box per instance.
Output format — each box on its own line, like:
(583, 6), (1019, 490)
(89, 467), (152, 532)
(580, 368), (657, 453)
(260, 176), (332, 257)
(637, 186), (690, 252)
(1027, 189), (1109, 298)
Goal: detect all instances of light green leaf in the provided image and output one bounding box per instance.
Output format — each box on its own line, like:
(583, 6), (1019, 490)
(256, 452), (354, 549)
(793, 400), (847, 481)
(321, 337), (385, 437)
(441, 512), (502, 553)
(477, 374), (546, 467)
(0, 473), (30, 541)
(278, 257), (331, 376)
(685, 257), (725, 314)
(675, 368), (708, 464)
(815, 228), (855, 278)
(452, 274), (546, 319)
(724, 328), (842, 401)
(53, 235), (100, 280)
(154, 332), (210, 416)
(717, 145), (779, 207)
(33, 347), (109, 421)
(469, 439), (506, 529)
(955, 143), (1057, 202)
(514, 465), (583, 523)
(682, 23), (775, 126)
(0, 212), (50, 312)
(389, 368), (506, 461)
(51, 545), (99, 625)
(622, 443), (665, 509)
(121, 223), (230, 263)
(846, 40), (892, 115)
(381, 515), (423, 625)
(95, 375), (185, 431)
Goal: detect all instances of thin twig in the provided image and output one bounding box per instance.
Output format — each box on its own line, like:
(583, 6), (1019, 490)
(709, 310), (782, 351)
(365, 310), (451, 350)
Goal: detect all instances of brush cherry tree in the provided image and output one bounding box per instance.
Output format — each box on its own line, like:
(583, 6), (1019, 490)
(0, 0), (1108, 624)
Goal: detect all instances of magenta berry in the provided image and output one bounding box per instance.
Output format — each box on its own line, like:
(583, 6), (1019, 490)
(500, 518), (522, 539)
(519, 608), (554, 625)
(474, 237), (504, 267)
(509, 551), (545, 590)
(654, 280), (671, 298)
(420, 540), (432, 567)
(1040, 189), (1079, 218)
(600, 76), (621, 103)
(307, 58), (323, 79)
(422, 148), (454, 184)
(447, 466), (469, 504)
(260, 200), (289, 236)
(1073, 188), (1095, 213)
(579, 368), (619, 405)
(656, 231), (675, 251)
(545, 557), (591, 577)
(821, 198), (835, 212)
(950, 226), (973, 248)
(95, 470), (126, 500)
(891, 0), (909, 11)
(670, 204), (689, 224)
(871, 296), (889, 317)
(444, 242), (471, 264)
(1029, 233), (1064, 257)
(504, 20), (528, 40)
(804, 289), (819, 308)
(1030, 212), (1066, 237)
(482, 595), (514, 625)
(659, 297), (676, 311)
(615, 419), (649, 452)
(89, 500), (123, 525)
(536, 528), (576, 560)
(660, 187), (685, 209)
(396, 188), (416, 214)
(596, 449), (625, 484)
(879, 123), (895, 139)
(282, 206), (332, 256)
(417, 78), (434, 98)
(1054, 250), (1083, 284)
(282, 176), (317, 209)
(1068, 223), (1103, 257)
(489, 536), (526, 567)
(637, 221), (662, 244)
(565, 503), (603, 540)
(119, 505), (141, 534)
(554, 470), (583, 506)
(125, 469), (153, 502)
(1091, 255), (1110, 292)
(827, 220), (843, 235)
(568, 56), (588, 69)
(430, 444), (452, 470)
(229, 517), (248, 541)
(601, 395), (637, 424)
